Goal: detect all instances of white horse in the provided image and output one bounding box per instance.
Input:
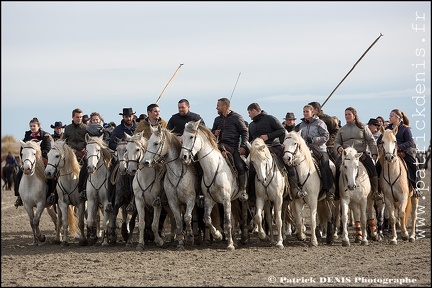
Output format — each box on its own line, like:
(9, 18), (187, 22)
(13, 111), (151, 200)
(339, 147), (372, 246)
(19, 139), (59, 245)
(180, 119), (242, 251)
(379, 127), (418, 244)
(125, 132), (167, 250)
(85, 134), (112, 246)
(282, 130), (333, 247)
(248, 137), (288, 249)
(45, 139), (83, 246)
(143, 125), (198, 250)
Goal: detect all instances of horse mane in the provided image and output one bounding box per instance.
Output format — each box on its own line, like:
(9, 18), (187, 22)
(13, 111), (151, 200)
(161, 128), (182, 152)
(87, 135), (112, 167)
(24, 140), (46, 182)
(340, 146), (357, 174)
(54, 140), (80, 177)
(129, 133), (148, 150)
(288, 131), (314, 170)
(250, 138), (271, 163)
(184, 121), (219, 152)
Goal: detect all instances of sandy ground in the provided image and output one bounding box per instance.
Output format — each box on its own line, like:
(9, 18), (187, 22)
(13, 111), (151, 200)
(1, 170), (430, 287)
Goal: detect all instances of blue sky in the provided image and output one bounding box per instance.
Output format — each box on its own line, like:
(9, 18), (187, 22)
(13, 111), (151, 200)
(2, 1), (431, 151)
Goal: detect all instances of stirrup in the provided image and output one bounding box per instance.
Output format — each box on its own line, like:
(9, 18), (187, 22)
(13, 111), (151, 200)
(126, 202), (134, 212)
(105, 202), (113, 212)
(46, 194), (55, 205)
(152, 197), (161, 208)
(79, 190), (87, 200)
(239, 191), (248, 202)
(14, 197), (23, 209)
(372, 191), (383, 201)
(197, 195), (205, 208)
(295, 189), (307, 199)
(325, 191), (335, 201)
(413, 188), (423, 198)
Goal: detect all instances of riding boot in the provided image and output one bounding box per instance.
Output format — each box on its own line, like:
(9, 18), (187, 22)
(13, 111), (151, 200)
(14, 170), (23, 208)
(371, 175), (382, 201)
(46, 179), (56, 205)
(78, 165), (87, 200)
(238, 173), (248, 201)
(288, 174), (306, 199)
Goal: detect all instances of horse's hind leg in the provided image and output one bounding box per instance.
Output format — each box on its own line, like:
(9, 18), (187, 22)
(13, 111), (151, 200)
(204, 202), (223, 243)
(409, 196), (418, 242)
(184, 202), (195, 246)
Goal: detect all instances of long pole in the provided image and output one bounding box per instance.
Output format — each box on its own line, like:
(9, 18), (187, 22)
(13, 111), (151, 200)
(155, 63), (184, 104)
(229, 72), (241, 101)
(321, 33), (383, 108)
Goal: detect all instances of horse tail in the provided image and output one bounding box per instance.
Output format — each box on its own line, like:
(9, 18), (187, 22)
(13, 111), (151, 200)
(67, 205), (80, 237)
(404, 193), (412, 228)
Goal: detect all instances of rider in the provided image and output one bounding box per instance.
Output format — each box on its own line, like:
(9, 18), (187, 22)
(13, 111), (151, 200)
(299, 104), (334, 200)
(109, 108), (138, 211)
(211, 98), (249, 201)
(50, 121), (66, 141)
(334, 107), (382, 201)
(14, 117), (54, 208)
(283, 112), (300, 133)
(62, 108), (88, 201)
(376, 109), (422, 197)
(5, 151), (18, 171)
(134, 104), (167, 139)
(308, 102), (339, 162)
(247, 102), (286, 200)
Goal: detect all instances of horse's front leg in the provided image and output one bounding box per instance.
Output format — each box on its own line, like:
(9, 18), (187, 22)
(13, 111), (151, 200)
(341, 200), (350, 246)
(309, 201), (318, 247)
(293, 200), (306, 242)
(366, 195), (378, 241)
(59, 203), (69, 246)
(101, 202), (110, 246)
(399, 200), (409, 241)
(254, 197), (266, 241)
(135, 197), (147, 251)
(360, 200), (369, 246)
(203, 199), (223, 242)
(387, 202), (398, 245)
(77, 202), (88, 246)
(273, 198), (284, 249)
(33, 204), (47, 245)
(409, 197), (418, 242)
(151, 205), (165, 248)
(184, 200), (195, 246)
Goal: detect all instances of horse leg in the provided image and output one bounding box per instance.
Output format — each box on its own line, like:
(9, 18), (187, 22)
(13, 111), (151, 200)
(309, 200), (318, 247)
(341, 200), (350, 247)
(366, 196), (378, 241)
(264, 201), (274, 244)
(33, 204), (47, 245)
(59, 203), (69, 246)
(135, 198), (146, 250)
(293, 200), (306, 242)
(184, 201), (195, 246)
(274, 198), (284, 249)
(375, 200), (385, 240)
(409, 196), (418, 242)
(101, 204), (110, 246)
(86, 199), (98, 245)
(222, 199), (234, 250)
(360, 200), (369, 246)
(254, 197), (266, 241)
(240, 199), (250, 244)
(151, 206), (165, 247)
(77, 203), (88, 246)
(204, 201), (223, 243)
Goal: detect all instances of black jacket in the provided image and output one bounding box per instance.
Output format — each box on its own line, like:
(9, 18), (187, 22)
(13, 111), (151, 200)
(211, 111), (248, 152)
(22, 129), (52, 159)
(167, 111), (205, 136)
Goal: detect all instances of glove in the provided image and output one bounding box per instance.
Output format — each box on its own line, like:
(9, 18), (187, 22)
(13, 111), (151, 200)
(306, 136), (313, 144)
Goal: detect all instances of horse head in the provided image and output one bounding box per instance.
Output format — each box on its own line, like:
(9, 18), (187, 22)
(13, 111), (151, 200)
(125, 132), (147, 176)
(115, 137), (128, 176)
(342, 147), (363, 190)
(180, 119), (203, 165)
(381, 126), (399, 163)
(85, 134), (111, 174)
(250, 138), (273, 184)
(45, 139), (65, 179)
(143, 125), (167, 167)
(20, 140), (42, 176)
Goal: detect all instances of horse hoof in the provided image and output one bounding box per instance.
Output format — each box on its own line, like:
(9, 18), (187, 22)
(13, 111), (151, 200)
(38, 235), (46, 243)
(276, 242), (284, 249)
(342, 240), (350, 247)
(389, 240), (397, 245)
(258, 232), (266, 241)
(227, 245), (235, 251)
(354, 235), (362, 243)
(401, 235), (409, 241)
(136, 243), (145, 251)
(361, 239), (369, 246)
(102, 241), (109, 247)
(409, 237), (415, 243)
(60, 241), (69, 247)
(79, 239), (88, 246)
(176, 245), (186, 251)
(213, 231), (223, 242)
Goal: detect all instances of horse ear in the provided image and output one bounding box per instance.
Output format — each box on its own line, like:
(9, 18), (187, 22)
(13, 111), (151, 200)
(20, 140), (26, 147)
(245, 141), (251, 151)
(356, 152), (363, 159)
(85, 133), (90, 143)
(380, 125), (385, 134)
(123, 133), (129, 141)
